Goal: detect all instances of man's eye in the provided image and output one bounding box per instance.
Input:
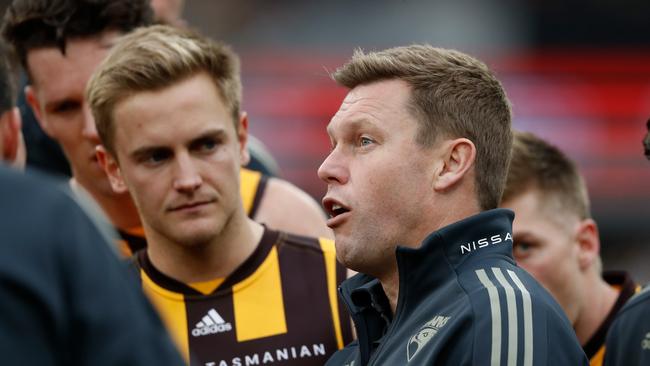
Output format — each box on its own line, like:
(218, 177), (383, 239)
(52, 101), (81, 114)
(513, 241), (533, 257)
(192, 138), (219, 153)
(359, 136), (374, 146)
(146, 150), (171, 164)
(200, 139), (217, 151)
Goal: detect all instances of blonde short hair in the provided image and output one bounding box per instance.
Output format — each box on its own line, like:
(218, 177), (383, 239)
(87, 25), (241, 156)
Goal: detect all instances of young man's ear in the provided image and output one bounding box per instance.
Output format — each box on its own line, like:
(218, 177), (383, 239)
(432, 138), (476, 191)
(238, 111), (250, 166)
(25, 85), (52, 137)
(575, 218), (600, 271)
(96, 145), (128, 194)
(1, 107), (25, 168)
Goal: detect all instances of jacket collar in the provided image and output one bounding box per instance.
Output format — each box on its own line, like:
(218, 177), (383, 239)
(339, 209), (515, 363)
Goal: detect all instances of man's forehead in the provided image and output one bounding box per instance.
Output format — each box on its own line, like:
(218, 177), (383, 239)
(327, 80), (411, 135)
(26, 32), (122, 85)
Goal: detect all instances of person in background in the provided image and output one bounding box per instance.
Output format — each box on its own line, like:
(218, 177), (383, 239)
(2, 0), (332, 258)
(319, 45), (588, 365)
(500, 130), (639, 366)
(87, 25), (352, 365)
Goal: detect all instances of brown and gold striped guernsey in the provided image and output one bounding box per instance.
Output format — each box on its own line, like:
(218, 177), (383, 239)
(117, 168), (268, 256)
(135, 228), (353, 365)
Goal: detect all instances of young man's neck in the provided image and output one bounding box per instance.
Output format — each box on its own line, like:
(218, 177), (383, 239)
(146, 216), (264, 284)
(573, 275), (619, 345)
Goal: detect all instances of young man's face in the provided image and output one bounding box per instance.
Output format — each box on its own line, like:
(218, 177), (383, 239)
(501, 187), (584, 323)
(318, 79), (438, 277)
(25, 32), (120, 197)
(103, 73), (247, 247)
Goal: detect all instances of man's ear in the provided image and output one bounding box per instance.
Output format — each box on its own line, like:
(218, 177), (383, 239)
(238, 111), (250, 166)
(25, 85), (52, 137)
(574, 218), (600, 271)
(433, 138), (476, 191)
(96, 145), (128, 194)
(1, 107), (24, 167)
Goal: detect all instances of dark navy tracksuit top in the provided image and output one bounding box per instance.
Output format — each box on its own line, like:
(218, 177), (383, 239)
(326, 209), (588, 366)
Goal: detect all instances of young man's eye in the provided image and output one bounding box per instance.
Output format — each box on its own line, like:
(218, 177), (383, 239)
(192, 137), (219, 153)
(513, 241), (533, 258)
(142, 150), (171, 165)
(52, 101), (81, 114)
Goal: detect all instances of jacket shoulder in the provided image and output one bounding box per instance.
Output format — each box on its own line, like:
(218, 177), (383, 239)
(456, 263), (588, 365)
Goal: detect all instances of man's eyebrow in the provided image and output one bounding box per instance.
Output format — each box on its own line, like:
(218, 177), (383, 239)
(327, 118), (374, 136)
(44, 97), (80, 111)
(129, 145), (169, 161)
(129, 128), (228, 159)
(188, 129), (227, 145)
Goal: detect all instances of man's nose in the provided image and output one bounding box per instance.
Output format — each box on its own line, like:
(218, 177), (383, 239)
(317, 149), (349, 185)
(173, 153), (203, 193)
(81, 103), (99, 142)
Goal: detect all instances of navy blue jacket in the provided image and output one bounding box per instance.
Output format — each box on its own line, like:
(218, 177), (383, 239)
(604, 285), (650, 366)
(326, 209), (588, 366)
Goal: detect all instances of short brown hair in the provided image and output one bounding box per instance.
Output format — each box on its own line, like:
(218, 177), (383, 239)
(87, 25), (242, 156)
(333, 45), (512, 210)
(503, 130), (591, 220)
(1, 0), (153, 69)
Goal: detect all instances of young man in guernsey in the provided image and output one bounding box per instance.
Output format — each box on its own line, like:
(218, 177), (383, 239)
(86, 25), (352, 366)
(1, 0), (332, 258)
(499, 131), (639, 366)
(318, 45), (588, 365)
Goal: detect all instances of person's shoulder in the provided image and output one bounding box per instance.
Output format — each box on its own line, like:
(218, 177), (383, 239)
(603, 286), (650, 366)
(617, 284), (650, 316)
(0, 166), (68, 202)
(457, 263), (586, 363)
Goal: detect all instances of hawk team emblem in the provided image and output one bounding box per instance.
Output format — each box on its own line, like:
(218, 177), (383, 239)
(407, 315), (450, 362)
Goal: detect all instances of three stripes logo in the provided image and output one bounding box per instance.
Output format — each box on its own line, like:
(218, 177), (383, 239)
(191, 308), (233, 337)
(476, 268), (533, 366)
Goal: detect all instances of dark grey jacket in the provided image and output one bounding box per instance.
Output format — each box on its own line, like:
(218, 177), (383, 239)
(604, 285), (650, 366)
(326, 209), (588, 366)
(0, 167), (183, 365)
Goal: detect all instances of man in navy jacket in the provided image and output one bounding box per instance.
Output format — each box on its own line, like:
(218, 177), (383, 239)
(318, 45), (588, 365)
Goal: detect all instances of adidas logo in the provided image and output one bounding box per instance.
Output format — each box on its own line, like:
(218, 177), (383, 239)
(191, 309), (233, 337)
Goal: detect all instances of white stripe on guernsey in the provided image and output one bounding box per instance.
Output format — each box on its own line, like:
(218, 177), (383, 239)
(476, 269), (502, 366)
(202, 315), (214, 326)
(507, 270), (533, 366)
(208, 309), (225, 324)
(492, 268), (518, 366)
